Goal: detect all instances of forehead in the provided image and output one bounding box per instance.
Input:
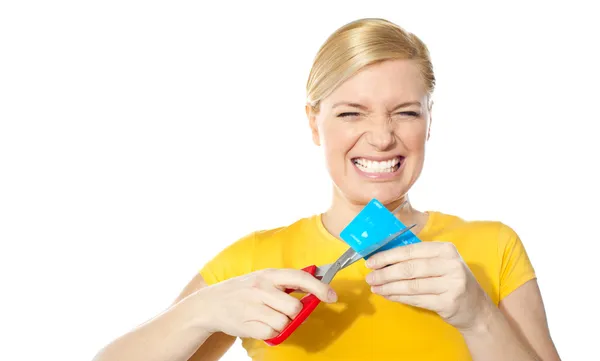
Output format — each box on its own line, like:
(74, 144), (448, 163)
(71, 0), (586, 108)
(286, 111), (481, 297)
(322, 59), (427, 108)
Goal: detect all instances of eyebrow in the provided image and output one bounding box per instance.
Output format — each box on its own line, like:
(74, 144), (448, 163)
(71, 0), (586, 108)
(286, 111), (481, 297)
(332, 102), (369, 110)
(332, 101), (422, 111)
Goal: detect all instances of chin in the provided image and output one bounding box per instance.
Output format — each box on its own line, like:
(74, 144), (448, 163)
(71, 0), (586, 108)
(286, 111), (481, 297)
(344, 185), (408, 207)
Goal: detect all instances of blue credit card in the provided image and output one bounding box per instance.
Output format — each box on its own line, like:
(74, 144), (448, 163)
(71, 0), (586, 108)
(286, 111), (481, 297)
(340, 199), (421, 259)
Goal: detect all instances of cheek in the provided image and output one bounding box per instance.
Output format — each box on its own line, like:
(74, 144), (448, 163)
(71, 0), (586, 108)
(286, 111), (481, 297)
(397, 123), (428, 151)
(321, 123), (360, 158)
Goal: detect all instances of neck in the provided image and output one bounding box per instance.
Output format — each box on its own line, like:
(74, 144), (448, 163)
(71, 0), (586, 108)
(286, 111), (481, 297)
(321, 189), (426, 239)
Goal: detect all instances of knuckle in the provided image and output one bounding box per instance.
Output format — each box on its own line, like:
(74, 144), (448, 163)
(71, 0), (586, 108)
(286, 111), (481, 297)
(408, 278), (420, 293)
(288, 299), (303, 316)
(377, 268), (394, 284)
(444, 243), (458, 256)
(261, 268), (277, 276)
(298, 270), (319, 286)
(377, 283), (388, 295)
(430, 299), (445, 313)
(369, 271), (379, 284)
(240, 301), (251, 316)
(274, 313), (290, 331)
(455, 280), (467, 294)
(403, 260), (416, 278)
(251, 269), (274, 286)
(449, 259), (462, 272)
(409, 296), (423, 308)
(259, 326), (278, 340)
(246, 322), (269, 340)
(249, 278), (261, 290)
(448, 289), (462, 303)
(405, 244), (414, 260)
(444, 295), (459, 313)
(380, 252), (390, 265)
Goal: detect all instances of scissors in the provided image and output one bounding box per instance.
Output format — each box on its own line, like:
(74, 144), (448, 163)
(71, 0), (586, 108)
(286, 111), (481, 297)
(264, 223), (417, 346)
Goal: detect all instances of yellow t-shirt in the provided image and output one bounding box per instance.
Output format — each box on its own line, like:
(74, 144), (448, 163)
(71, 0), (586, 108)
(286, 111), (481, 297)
(199, 211), (536, 361)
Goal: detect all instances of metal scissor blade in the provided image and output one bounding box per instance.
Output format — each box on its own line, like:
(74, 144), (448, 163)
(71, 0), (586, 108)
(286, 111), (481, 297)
(318, 223), (417, 284)
(314, 264), (332, 278)
(319, 247), (357, 284)
(342, 223), (417, 269)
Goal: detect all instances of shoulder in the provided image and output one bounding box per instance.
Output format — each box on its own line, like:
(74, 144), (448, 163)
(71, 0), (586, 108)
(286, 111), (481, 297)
(426, 210), (519, 244)
(253, 215), (318, 247)
(214, 215), (316, 254)
(424, 210), (526, 267)
(199, 215), (318, 284)
(427, 210), (535, 301)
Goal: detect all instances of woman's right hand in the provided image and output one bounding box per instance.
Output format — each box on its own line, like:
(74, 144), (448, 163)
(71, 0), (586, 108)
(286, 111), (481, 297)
(191, 268), (338, 340)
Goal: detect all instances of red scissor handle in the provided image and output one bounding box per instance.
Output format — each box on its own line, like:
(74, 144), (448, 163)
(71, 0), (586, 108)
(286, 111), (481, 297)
(264, 265), (321, 346)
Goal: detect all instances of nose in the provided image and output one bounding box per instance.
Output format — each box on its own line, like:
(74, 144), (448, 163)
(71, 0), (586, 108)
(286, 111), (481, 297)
(365, 116), (396, 151)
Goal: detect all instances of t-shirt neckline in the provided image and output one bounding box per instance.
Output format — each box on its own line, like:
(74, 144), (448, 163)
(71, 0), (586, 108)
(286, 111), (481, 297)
(313, 209), (437, 246)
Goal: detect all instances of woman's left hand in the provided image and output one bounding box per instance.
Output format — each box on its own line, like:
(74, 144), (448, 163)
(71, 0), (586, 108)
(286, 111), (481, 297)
(365, 241), (492, 332)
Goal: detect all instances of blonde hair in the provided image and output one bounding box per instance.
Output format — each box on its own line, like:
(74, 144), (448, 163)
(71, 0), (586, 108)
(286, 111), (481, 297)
(306, 18), (435, 111)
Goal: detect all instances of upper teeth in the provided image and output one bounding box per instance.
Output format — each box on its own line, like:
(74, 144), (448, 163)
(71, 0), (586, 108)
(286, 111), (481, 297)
(354, 157), (401, 170)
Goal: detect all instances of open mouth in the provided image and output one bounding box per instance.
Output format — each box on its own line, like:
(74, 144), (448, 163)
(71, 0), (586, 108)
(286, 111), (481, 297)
(351, 156), (404, 174)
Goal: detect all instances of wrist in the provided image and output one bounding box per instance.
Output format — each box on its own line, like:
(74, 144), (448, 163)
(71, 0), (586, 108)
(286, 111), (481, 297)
(180, 289), (218, 335)
(459, 296), (497, 337)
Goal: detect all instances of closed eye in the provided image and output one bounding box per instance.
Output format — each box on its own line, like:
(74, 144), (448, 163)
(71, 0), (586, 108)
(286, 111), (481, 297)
(337, 112), (361, 118)
(396, 111), (420, 117)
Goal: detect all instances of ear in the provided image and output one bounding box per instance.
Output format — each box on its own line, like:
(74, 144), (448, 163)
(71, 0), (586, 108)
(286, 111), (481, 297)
(306, 104), (321, 146)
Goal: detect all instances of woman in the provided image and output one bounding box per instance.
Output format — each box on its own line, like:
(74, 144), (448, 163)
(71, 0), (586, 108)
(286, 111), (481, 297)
(94, 18), (561, 361)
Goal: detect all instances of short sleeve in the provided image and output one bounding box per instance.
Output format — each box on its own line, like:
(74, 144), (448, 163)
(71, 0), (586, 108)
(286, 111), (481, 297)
(498, 223), (537, 300)
(199, 232), (257, 286)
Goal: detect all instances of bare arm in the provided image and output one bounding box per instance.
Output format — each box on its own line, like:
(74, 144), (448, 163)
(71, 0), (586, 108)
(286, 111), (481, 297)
(92, 267), (336, 361)
(178, 276), (236, 361)
(461, 279), (561, 361)
(499, 279), (561, 361)
(93, 273), (234, 361)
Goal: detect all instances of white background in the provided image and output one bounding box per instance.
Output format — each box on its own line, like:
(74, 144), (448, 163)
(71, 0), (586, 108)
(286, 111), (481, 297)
(1, 1), (598, 360)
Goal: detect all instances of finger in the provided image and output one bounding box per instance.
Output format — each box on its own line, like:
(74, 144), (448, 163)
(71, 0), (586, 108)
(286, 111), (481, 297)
(371, 277), (448, 296)
(243, 321), (278, 340)
(383, 294), (442, 312)
(366, 258), (452, 285)
(246, 304), (291, 334)
(265, 268), (337, 303)
(366, 241), (459, 269)
(259, 288), (304, 319)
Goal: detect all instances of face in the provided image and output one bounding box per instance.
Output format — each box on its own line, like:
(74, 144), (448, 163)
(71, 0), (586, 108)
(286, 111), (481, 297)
(307, 59), (432, 207)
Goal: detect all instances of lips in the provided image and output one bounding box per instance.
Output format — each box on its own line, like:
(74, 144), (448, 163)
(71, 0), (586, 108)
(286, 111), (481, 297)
(352, 156), (403, 173)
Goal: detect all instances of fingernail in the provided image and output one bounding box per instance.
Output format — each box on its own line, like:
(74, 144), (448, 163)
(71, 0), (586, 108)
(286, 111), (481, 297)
(371, 286), (380, 293)
(328, 289), (338, 302)
(366, 259), (375, 268)
(366, 273), (374, 284)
